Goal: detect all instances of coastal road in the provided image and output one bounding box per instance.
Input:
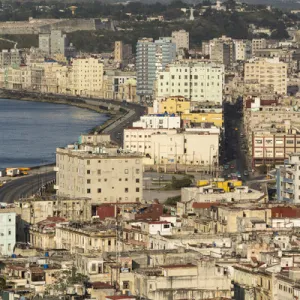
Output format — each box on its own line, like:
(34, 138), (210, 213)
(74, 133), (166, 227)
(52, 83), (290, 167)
(0, 172), (56, 203)
(0, 98), (146, 203)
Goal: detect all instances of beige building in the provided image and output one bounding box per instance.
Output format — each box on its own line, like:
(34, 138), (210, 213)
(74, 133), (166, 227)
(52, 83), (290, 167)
(171, 29), (189, 50)
(244, 58), (287, 95)
(15, 197), (92, 225)
(70, 56), (104, 97)
(134, 258), (231, 300)
(29, 217), (67, 250)
(55, 147), (143, 204)
(215, 206), (271, 233)
(55, 222), (117, 254)
(114, 41), (132, 64)
(4, 65), (31, 89)
(252, 38), (267, 55)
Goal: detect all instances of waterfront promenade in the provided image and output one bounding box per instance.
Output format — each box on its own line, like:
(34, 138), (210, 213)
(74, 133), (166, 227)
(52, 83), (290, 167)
(0, 91), (146, 203)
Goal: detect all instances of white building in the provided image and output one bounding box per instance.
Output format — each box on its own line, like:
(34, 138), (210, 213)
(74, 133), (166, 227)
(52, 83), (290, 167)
(150, 131), (219, 165)
(0, 212), (16, 256)
(233, 40), (251, 61)
(156, 61), (224, 104)
(123, 128), (177, 155)
(132, 114), (181, 129)
(171, 30), (189, 50)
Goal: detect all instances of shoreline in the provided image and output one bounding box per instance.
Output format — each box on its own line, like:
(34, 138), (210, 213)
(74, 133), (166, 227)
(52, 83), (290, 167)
(0, 89), (129, 169)
(0, 90), (126, 134)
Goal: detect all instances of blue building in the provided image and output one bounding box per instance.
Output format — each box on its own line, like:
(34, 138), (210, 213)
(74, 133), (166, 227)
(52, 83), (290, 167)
(276, 153), (300, 203)
(136, 37), (176, 102)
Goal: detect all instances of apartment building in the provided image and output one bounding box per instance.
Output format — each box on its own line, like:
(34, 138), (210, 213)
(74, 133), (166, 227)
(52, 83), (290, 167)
(244, 58), (287, 95)
(70, 57), (104, 97)
(251, 131), (300, 167)
(15, 197), (92, 225)
(276, 153), (300, 203)
(136, 37), (176, 100)
(103, 69), (136, 100)
(39, 30), (68, 56)
(4, 65), (31, 90)
(252, 38), (267, 55)
(55, 222), (117, 254)
(156, 60), (224, 104)
(243, 98), (300, 136)
(209, 36), (235, 67)
(233, 39), (251, 61)
(123, 128), (177, 155)
(29, 217), (67, 250)
(0, 49), (21, 68)
(0, 212), (16, 256)
(114, 41), (132, 64)
(55, 147), (143, 204)
(150, 131), (219, 166)
(171, 29), (189, 50)
(132, 114), (181, 129)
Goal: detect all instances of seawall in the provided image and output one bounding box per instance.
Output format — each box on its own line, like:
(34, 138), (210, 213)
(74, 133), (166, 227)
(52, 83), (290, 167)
(0, 89), (130, 135)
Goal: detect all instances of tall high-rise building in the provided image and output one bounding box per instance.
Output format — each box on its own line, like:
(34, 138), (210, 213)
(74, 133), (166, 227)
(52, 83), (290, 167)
(39, 30), (68, 56)
(156, 60), (224, 104)
(114, 41), (132, 64)
(172, 30), (189, 50)
(209, 36), (235, 67)
(136, 37), (176, 101)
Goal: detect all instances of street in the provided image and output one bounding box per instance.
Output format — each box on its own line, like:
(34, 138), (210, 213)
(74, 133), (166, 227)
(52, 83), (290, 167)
(0, 171), (56, 203)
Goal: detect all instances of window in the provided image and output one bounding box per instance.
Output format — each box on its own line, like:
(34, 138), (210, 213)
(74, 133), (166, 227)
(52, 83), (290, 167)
(136, 179), (140, 183)
(8, 230), (11, 235)
(91, 264), (96, 271)
(125, 178), (128, 181)
(108, 240), (111, 246)
(87, 170), (90, 174)
(163, 224), (170, 228)
(119, 178), (122, 181)
(123, 281), (129, 289)
(136, 169), (140, 174)
(125, 169), (129, 174)
(125, 188), (128, 193)
(87, 160), (90, 165)
(97, 188), (101, 193)
(136, 188), (140, 192)
(87, 179), (91, 184)
(87, 189), (91, 194)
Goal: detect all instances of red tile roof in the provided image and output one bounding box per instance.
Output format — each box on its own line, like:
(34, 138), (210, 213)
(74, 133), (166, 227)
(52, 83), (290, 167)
(192, 202), (219, 209)
(271, 207), (300, 218)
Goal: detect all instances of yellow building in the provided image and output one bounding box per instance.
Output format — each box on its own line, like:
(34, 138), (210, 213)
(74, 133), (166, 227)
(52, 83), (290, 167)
(181, 112), (223, 128)
(158, 96), (191, 114)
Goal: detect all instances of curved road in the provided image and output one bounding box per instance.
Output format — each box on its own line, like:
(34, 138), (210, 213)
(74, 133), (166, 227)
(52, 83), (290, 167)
(0, 172), (56, 203)
(0, 97), (146, 203)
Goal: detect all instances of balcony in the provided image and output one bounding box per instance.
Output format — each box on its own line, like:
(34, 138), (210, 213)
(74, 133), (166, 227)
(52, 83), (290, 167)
(284, 188), (294, 194)
(283, 177), (293, 184)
